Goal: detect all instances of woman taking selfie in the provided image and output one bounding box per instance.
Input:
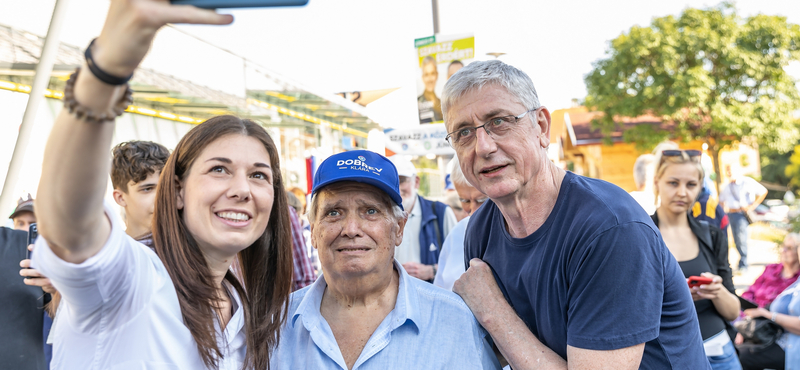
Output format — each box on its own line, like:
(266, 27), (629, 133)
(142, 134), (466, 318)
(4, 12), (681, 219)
(30, 1), (292, 369)
(650, 144), (741, 370)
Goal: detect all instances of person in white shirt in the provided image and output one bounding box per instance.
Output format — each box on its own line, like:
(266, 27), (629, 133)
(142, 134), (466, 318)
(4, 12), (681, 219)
(30, 2), (293, 369)
(434, 156), (487, 290)
(628, 154), (656, 215)
(719, 164), (768, 271)
(389, 156), (457, 282)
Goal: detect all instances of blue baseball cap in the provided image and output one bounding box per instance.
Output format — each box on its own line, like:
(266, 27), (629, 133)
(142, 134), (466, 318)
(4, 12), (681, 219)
(312, 150), (403, 210)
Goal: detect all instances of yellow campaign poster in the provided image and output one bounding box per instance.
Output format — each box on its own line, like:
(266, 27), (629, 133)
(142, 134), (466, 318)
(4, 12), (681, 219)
(415, 34), (475, 124)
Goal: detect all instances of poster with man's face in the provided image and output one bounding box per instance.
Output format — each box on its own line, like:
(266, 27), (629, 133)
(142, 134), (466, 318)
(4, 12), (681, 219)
(415, 34), (475, 124)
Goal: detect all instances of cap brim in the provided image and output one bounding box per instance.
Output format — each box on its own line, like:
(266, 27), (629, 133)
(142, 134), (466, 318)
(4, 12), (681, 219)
(9, 204), (34, 220)
(313, 175), (404, 211)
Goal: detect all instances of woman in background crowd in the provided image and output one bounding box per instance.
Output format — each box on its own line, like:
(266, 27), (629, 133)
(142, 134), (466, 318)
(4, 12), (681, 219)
(650, 145), (742, 370)
(739, 233), (800, 370)
(741, 233), (800, 308)
(29, 1), (292, 369)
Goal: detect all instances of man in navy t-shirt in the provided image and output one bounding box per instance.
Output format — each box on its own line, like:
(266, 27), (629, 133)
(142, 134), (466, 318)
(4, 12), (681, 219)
(440, 60), (710, 369)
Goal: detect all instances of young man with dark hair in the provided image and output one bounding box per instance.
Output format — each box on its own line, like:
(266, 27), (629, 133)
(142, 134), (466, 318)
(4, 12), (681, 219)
(110, 141), (170, 247)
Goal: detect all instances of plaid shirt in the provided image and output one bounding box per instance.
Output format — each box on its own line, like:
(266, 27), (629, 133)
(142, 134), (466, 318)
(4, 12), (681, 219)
(289, 206), (317, 291)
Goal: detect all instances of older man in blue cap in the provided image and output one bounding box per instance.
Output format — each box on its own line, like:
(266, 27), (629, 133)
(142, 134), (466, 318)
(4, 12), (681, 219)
(271, 150), (499, 370)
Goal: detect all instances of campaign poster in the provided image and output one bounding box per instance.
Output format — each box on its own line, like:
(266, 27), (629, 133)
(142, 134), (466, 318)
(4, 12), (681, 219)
(384, 123), (454, 156)
(415, 34), (475, 124)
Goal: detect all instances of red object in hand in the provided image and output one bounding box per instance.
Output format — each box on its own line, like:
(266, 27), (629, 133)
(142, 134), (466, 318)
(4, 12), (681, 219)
(687, 276), (713, 288)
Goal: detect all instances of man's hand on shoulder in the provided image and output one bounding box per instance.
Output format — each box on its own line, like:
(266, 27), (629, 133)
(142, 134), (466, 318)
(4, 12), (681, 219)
(453, 258), (507, 324)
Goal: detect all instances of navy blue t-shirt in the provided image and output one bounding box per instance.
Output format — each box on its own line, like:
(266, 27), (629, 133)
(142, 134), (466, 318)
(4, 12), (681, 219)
(465, 172), (709, 369)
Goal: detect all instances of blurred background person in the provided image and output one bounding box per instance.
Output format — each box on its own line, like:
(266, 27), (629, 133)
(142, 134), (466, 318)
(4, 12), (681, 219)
(10, 195), (36, 231)
(741, 233), (800, 309)
(288, 187), (308, 217)
(693, 180), (729, 235)
(287, 191), (303, 216)
(736, 233), (800, 370)
(629, 153), (656, 215)
(1, 226), (46, 370)
(651, 148), (741, 369)
(444, 192), (467, 222)
(720, 164), (768, 273)
(433, 155), (486, 291)
(10, 195), (54, 367)
(389, 155), (456, 282)
(741, 237), (800, 370)
(288, 200), (317, 291)
(288, 187), (320, 274)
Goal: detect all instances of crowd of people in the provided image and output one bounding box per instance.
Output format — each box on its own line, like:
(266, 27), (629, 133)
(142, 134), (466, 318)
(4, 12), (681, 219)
(1, 1), (799, 369)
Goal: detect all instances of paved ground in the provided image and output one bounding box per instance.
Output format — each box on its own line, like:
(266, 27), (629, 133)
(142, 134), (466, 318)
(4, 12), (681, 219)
(730, 237), (781, 295)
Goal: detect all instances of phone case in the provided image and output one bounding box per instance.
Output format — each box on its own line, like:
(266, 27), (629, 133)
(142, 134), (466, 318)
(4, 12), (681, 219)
(687, 276), (713, 288)
(170, 0), (309, 8)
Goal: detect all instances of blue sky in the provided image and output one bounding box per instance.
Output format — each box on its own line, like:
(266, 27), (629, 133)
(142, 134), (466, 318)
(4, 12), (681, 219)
(2, 0), (798, 128)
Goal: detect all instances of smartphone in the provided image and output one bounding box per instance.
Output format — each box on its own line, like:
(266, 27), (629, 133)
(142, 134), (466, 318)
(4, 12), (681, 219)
(27, 223), (38, 262)
(687, 276), (713, 288)
(169, 0), (309, 8)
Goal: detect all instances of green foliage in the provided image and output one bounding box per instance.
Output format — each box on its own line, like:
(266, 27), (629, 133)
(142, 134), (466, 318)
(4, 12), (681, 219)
(761, 139), (797, 187)
(584, 2), (800, 157)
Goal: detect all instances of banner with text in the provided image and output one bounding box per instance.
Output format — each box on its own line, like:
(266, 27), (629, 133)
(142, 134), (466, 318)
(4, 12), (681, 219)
(415, 33), (475, 124)
(384, 123), (454, 156)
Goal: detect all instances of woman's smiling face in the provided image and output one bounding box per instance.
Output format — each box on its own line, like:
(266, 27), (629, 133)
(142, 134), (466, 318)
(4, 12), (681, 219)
(177, 134), (274, 261)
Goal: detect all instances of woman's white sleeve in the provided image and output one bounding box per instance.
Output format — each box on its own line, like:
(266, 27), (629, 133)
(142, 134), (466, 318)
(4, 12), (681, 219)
(31, 200), (160, 333)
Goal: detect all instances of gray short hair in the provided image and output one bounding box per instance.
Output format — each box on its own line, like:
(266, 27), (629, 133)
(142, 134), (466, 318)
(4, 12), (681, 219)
(449, 156), (471, 187)
(632, 154), (655, 189)
(441, 60), (541, 120)
(307, 184), (406, 224)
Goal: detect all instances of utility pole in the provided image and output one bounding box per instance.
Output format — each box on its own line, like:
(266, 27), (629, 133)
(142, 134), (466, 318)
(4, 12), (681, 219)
(0, 0), (71, 218)
(431, 0), (440, 34)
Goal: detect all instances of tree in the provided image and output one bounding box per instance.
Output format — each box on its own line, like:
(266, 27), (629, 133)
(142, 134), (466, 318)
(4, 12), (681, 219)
(584, 2), (800, 191)
(787, 145), (800, 190)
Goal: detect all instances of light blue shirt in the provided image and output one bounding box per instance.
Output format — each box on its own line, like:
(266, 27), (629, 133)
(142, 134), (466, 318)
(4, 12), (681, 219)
(772, 280), (800, 369)
(271, 261), (501, 370)
(434, 216), (469, 290)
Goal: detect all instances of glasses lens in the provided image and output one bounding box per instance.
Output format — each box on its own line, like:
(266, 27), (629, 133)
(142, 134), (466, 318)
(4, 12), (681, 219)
(662, 149), (701, 157)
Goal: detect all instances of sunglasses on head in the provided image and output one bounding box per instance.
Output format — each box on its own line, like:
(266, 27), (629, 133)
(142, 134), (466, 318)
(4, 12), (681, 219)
(661, 150), (701, 157)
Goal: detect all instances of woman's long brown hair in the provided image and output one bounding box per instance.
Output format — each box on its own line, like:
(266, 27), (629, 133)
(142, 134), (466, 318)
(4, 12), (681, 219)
(152, 115), (292, 370)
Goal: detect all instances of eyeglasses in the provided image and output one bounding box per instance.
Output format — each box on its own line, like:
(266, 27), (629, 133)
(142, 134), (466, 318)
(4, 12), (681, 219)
(445, 108), (537, 149)
(662, 150), (701, 158)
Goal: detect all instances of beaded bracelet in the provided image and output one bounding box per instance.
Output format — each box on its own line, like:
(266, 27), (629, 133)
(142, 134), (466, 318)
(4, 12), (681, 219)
(63, 68), (133, 123)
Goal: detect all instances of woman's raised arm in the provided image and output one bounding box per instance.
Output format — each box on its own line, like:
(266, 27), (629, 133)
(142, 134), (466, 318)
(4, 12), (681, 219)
(35, 0), (232, 263)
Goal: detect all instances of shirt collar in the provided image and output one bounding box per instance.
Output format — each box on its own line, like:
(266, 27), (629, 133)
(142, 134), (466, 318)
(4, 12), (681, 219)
(410, 196), (422, 218)
(291, 260), (420, 334)
(217, 281), (246, 348)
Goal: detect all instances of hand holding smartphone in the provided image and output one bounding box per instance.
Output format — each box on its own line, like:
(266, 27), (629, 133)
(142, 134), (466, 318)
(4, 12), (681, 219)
(27, 223), (38, 262)
(169, 0), (309, 8)
(687, 276), (713, 288)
